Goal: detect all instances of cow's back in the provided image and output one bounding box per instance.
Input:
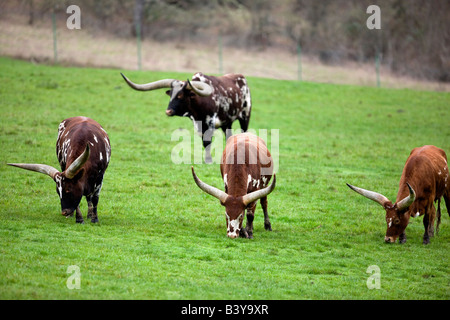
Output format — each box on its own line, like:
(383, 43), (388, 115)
(221, 133), (273, 196)
(56, 117), (111, 173)
(398, 145), (448, 202)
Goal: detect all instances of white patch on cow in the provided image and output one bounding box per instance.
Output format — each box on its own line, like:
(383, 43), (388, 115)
(190, 116), (202, 136)
(59, 139), (71, 164)
(226, 213), (242, 238)
(223, 174), (228, 187)
(388, 218), (392, 228)
(252, 179), (260, 188)
(57, 121), (66, 140)
(262, 176), (268, 187)
(55, 175), (63, 199)
(438, 170), (442, 175)
(247, 174), (252, 187)
(183, 112), (190, 117)
(89, 141), (94, 147)
(99, 152), (103, 161)
(414, 211), (420, 218)
(93, 134), (98, 143)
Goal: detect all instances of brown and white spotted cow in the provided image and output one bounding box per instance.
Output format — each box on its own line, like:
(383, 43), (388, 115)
(347, 145), (449, 244)
(191, 132), (276, 238)
(8, 117), (111, 223)
(121, 72), (252, 162)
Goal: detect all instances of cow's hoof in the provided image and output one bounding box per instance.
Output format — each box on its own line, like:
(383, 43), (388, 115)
(264, 222), (272, 231)
(76, 219), (85, 224)
(423, 238), (430, 245)
(91, 218), (99, 223)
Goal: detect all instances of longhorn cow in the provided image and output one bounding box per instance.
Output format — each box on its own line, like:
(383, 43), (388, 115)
(347, 145), (449, 244)
(121, 72), (252, 163)
(8, 117), (111, 223)
(191, 132), (276, 238)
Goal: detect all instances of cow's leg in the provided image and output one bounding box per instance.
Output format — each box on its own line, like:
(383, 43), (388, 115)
(399, 232), (407, 244)
(242, 202), (256, 239)
(222, 124), (233, 141)
(238, 99), (251, 132)
(429, 205), (436, 237)
(202, 128), (214, 164)
(260, 196), (272, 231)
(444, 188), (450, 218)
(75, 206), (84, 224)
(422, 209), (433, 245)
(436, 198), (441, 235)
(86, 194), (99, 223)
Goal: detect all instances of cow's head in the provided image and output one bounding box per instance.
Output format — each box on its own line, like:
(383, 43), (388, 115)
(120, 73), (212, 117)
(8, 144), (90, 217)
(191, 167), (276, 238)
(346, 182), (416, 243)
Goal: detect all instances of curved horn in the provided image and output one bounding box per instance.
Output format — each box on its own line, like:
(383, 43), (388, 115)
(65, 144), (90, 179)
(242, 174), (276, 206)
(191, 166), (228, 203)
(186, 79), (213, 97)
(395, 182), (416, 211)
(346, 183), (391, 207)
(7, 163), (59, 180)
(121, 73), (174, 91)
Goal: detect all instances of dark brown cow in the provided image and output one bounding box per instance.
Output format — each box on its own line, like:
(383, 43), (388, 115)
(8, 117), (111, 223)
(347, 145), (449, 244)
(121, 72), (252, 162)
(191, 132), (276, 238)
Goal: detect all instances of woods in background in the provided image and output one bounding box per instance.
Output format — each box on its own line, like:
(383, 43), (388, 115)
(4, 0), (449, 82)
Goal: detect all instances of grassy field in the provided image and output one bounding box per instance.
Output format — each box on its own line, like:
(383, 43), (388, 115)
(0, 56), (449, 300)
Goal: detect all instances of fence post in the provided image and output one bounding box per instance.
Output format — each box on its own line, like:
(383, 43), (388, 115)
(52, 9), (58, 64)
(297, 43), (302, 82)
(375, 50), (380, 88)
(218, 32), (223, 74)
(136, 22), (142, 71)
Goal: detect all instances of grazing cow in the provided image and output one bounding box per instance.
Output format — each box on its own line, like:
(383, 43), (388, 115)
(8, 117), (111, 224)
(121, 72), (252, 162)
(191, 132), (276, 238)
(347, 145), (449, 244)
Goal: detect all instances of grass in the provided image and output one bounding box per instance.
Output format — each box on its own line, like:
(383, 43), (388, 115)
(0, 57), (449, 300)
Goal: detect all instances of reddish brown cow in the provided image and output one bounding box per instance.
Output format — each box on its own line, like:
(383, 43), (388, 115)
(191, 132), (276, 238)
(8, 117), (111, 223)
(347, 145), (449, 244)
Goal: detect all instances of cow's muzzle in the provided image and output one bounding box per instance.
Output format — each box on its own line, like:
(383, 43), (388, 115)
(62, 209), (74, 217)
(165, 109), (174, 116)
(384, 236), (396, 243)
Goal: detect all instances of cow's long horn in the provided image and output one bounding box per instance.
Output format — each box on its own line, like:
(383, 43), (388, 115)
(186, 79), (213, 97)
(395, 182), (416, 211)
(191, 166), (228, 203)
(7, 163), (59, 180)
(65, 144), (90, 179)
(121, 73), (174, 91)
(346, 183), (390, 207)
(242, 174), (276, 206)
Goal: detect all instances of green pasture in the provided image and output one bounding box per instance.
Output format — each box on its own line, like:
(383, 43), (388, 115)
(0, 57), (449, 299)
